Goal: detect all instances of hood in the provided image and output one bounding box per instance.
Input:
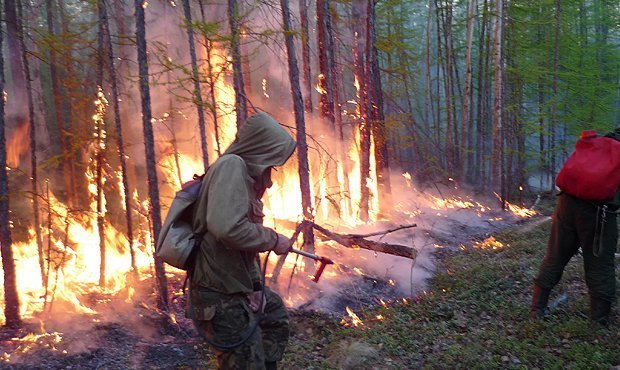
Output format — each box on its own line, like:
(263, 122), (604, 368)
(223, 112), (297, 179)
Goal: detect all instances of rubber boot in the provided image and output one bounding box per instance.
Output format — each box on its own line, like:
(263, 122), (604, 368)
(265, 362), (277, 370)
(589, 296), (611, 326)
(530, 284), (551, 319)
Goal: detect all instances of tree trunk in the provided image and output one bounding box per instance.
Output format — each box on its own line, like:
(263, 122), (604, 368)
(280, 0), (314, 253)
(316, 0), (335, 127)
(182, 0), (209, 171)
(100, 0), (137, 277)
(4, 0), (27, 121)
(46, 0), (74, 207)
(0, 24), (22, 328)
(198, 2), (223, 156)
(227, 0), (248, 127)
(16, 0), (46, 286)
(461, 0), (475, 181)
(550, 0), (560, 181)
(367, 0), (391, 212)
(135, 0), (168, 311)
(299, 0), (313, 114)
(96, 4), (107, 288)
(491, 0), (503, 193)
(353, 0), (370, 222)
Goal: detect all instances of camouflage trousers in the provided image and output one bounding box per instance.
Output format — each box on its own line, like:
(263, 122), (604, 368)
(534, 193), (618, 303)
(190, 286), (289, 369)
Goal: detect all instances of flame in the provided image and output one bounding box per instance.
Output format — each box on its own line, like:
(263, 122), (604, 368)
(262, 78), (270, 99)
(315, 74), (327, 95)
(494, 193), (537, 218)
(473, 236), (505, 250)
(6, 123), (29, 168)
(341, 306), (364, 327)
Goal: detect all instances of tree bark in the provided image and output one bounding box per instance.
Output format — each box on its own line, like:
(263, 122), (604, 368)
(0, 24), (22, 328)
(461, 0), (475, 181)
(198, 2), (223, 156)
(299, 0), (313, 114)
(182, 0), (209, 171)
(316, 0), (335, 126)
(135, 0), (168, 310)
(491, 0), (503, 193)
(227, 0), (248, 128)
(100, 0), (137, 277)
(4, 0), (27, 121)
(550, 0), (560, 182)
(16, 0), (46, 286)
(280, 0), (314, 253)
(367, 0), (391, 212)
(96, 3), (107, 287)
(46, 0), (74, 207)
(353, 0), (371, 222)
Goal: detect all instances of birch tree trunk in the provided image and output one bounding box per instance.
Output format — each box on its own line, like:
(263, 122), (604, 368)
(182, 0), (209, 171)
(280, 0), (314, 252)
(0, 25), (22, 328)
(135, 0), (168, 310)
(227, 0), (248, 127)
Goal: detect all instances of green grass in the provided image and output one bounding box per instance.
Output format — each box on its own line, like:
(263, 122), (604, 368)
(282, 218), (620, 369)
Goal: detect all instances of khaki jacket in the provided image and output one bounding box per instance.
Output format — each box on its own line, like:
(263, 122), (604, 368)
(191, 112), (296, 294)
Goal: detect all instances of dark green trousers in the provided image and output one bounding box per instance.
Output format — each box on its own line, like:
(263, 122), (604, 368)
(191, 287), (289, 369)
(534, 193), (618, 303)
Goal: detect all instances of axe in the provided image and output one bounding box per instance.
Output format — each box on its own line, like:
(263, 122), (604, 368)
(290, 248), (334, 283)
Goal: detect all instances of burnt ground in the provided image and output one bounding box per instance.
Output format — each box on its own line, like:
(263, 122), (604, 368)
(0, 199), (550, 369)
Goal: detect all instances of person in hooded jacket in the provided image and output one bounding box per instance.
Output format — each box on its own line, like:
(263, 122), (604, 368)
(190, 112), (296, 369)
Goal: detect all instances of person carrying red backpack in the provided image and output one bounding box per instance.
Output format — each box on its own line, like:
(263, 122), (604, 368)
(530, 126), (620, 326)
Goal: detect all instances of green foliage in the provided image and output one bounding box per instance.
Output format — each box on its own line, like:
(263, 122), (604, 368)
(282, 217), (620, 368)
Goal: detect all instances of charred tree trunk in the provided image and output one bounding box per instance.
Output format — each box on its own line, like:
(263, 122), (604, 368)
(367, 0), (391, 212)
(100, 0), (137, 277)
(135, 0), (168, 310)
(280, 0), (314, 253)
(17, 0), (45, 285)
(227, 0), (248, 127)
(182, 0), (209, 171)
(299, 0), (313, 114)
(0, 25), (22, 328)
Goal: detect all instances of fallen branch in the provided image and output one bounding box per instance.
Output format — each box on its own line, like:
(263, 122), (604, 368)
(308, 222), (418, 260)
(269, 221), (418, 284)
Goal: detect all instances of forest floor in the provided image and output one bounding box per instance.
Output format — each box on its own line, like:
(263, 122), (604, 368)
(0, 196), (619, 369)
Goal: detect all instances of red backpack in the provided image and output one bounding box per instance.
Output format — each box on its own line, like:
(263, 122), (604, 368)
(556, 130), (620, 202)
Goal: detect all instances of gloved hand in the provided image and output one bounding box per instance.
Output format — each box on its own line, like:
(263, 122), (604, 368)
(273, 233), (292, 255)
